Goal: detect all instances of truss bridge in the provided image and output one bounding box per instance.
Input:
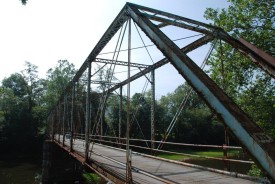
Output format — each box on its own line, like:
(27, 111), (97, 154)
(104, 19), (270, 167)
(43, 3), (275, 184)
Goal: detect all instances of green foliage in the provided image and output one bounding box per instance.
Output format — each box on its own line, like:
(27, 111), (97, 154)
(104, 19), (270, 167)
(159, 83), (224, 144)
(82, 172), (103, 184)
(2, 73), (28, 98)
(105, 94), (126, 137)
(44, 60), (76, 110)
(104, 82), (226, 145)
(22, 62), (45, 111)
(130, 93), (151, 139)
(158, 153), (187, 161)
(205, 0), (275, 49)
(247, 164), (263, 177)
(158, 149), (239, 160)
(0, 60), (76, 152)
(0, 62), (48, 152)
(0, 87), (17, 121)
(158, 149), (231, 160)
(204, 0), (275, 138)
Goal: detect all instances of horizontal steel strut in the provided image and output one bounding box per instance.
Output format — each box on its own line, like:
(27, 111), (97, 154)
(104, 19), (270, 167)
(94, 58), (149, 68)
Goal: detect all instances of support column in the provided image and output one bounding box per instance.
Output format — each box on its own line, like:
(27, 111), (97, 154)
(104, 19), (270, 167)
(126, 18), (133, 184)
(70, 82), (76, 152)
(223, 126), (230, 171)
(119, 86), (122, 146)
(51, 113), (55, 141)
(85, 62), (92, 162)
(100, 110), (103, 140)
(151, 70), (155, 151)
(63, 94), (67, 146)
(58, 102), (61, 142)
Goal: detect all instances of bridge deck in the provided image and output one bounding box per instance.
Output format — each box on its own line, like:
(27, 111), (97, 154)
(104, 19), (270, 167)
(57, 137), (258, 184)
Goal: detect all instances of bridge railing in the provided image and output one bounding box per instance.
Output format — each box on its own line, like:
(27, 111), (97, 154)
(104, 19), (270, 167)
(65, 133), (254, 168)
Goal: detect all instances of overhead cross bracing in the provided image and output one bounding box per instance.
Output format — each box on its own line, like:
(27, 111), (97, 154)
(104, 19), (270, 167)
(46, 2), (275, 183)
(94, 58), (150, 68)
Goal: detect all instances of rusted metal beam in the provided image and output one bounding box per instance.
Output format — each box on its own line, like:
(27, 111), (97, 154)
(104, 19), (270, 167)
(208, 30), (275, 78)
(106, 58), (168, 94)
(151, 70), (155, 151)
(49, 6), (129, 110)
(181, 35), (214, 53)
(127, 3), (275, 180)
(119, 86), (122, 145)
(72, 7), (128, 83)
(126, 18), (133, 184)
(94, 58), (149, 68)
(126, 2), (219, 31)
(70, 82), (75, 152)
(143, 14), (214, 36)
(157, 22), (168, 28)
(90, 80), (118, 85)
(131, 2), (275, 79)
(239, 38), (275, 78)
(85, 62), (91, 162)
(62, 94), (67, 146)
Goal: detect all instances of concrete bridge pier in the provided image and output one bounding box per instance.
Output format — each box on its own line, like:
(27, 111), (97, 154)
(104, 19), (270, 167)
(42, 140), (84, 184)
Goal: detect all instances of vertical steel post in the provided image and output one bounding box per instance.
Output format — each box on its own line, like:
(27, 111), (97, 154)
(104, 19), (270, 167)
(151, 70), (155, 152)
(46, 116), (50, 139)
(62, 94), (67, 146)
(126, 18), (133, 184)
(51, 112), (54, 141)
(100, 109), (103, 140)
(85, 62), (92, 162)
(223, 127), (230, 171)
(119, 86), (122, 146)
(89, 97), (92, 139)
(58, 102), (61, 143)
(70, 82), (75, 151)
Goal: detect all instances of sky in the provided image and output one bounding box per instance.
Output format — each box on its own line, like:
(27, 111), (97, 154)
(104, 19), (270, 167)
(0, 0), (229, 98)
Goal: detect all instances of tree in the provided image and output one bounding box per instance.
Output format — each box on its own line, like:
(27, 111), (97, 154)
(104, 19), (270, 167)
(44, 60), (76, 110)
(93, 65), (119, 92)
(21, 61), (46, 111)
(0, 87), (17, 124)
(1, 73), (30, 125)
(2, 73), (28, 98)
(105, 94), (126, 138)
(204, 0), (275, 138)
(159, 83), (224, 144)
(130, 93), (151, 139)
(0, 73), (35, 149)
(0, 61), (49, 151)
(205, 0), (274, 55)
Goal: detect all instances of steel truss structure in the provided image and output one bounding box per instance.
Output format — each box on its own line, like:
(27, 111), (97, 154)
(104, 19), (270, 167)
(47, 3), (275, 181)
